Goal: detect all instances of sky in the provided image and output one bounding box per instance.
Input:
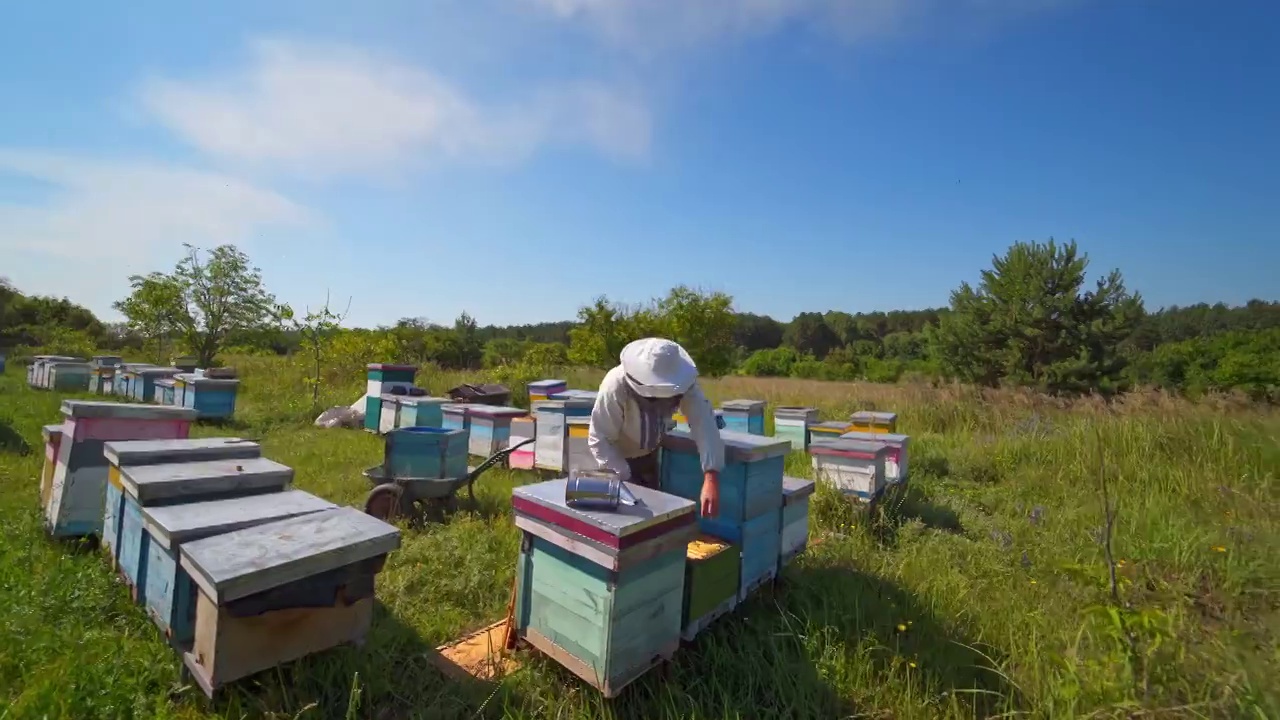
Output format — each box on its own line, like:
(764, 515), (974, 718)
(1, 0), (1277, 329)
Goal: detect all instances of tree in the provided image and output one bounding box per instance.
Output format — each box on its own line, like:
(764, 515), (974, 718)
(287, 292), (350, 408)
(733, 312), (785, 352)
(785, 312), (842, 359)
(113, 244), (285, 367)
(655, 286), (737, 377)
(483, 337), (528, 368)
(927, 239), (1144, 395)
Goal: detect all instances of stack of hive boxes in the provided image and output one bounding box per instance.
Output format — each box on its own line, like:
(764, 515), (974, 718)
(511, 478), (697, 698)
(363, 363), (419, 434)
(773, 406), (818, 451)
(660, 430), (791, 605)
(808, 439), (890, 505)
(507, 416), (537, 470)
(527, 379), (567, 406)
(719, 399), (766, 435)
(533, 397), (594, 473)
(839, 430), (910, 486)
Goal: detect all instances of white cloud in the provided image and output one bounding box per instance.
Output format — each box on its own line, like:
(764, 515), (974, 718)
(140, 38), (653, 179)
(524, 0), (1080, 51)
(0, 149), (314, 317)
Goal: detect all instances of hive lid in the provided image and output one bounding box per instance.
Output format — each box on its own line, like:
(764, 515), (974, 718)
(850, 411), (898, 424)
(61, 400), (198, 421)
(532, 398), (595, 411)
(511, 478), (695, 548)
(48, 361), (93, 369)
(136, 366), (182, 376)
(399, 395), (449, 406)
(810, 420), (852, 431)
(104, 437), (261, 467)
(143, 489), (337, 550)
(466, 405), (528, 418)
(839, 430), (909, 444)
(154, 378), (176, 388)
(661, 429), (791, 462)
(809, 438), (890, 460)
(720, 399), (766, 411)
(367, 363), (418, 372)
(782, 476), (817, 504)
(549, 390), (598, 401)
(42, 423), (64, 441)
(189, 377), (240, 387)
(179, 506), (401, 604)
(527, 379), (567, 390)
(118, 456), (292, 503)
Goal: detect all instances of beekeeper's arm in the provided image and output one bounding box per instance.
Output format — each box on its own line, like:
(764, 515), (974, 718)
(679, 381), (725, 477)
(588, 369), (633, 480)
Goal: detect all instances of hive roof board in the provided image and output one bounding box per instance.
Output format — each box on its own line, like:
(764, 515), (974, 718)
(118, 456), (293, 504)
(103, 437), (261, 467)
(661, 429), (791, 463)
(143, 489), (336, 550)
(782, 476), (817, 505)
(179, 506), (401, 604)
(511, 478), (695, 546)
(809, 438), (891, 460)
(850, 411), (898, 424)
(61, 400), (198, 421)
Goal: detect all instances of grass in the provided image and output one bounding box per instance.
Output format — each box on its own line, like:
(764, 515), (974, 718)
(0, 355), (1277, 719)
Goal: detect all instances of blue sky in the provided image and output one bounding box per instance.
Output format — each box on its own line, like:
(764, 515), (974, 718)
(1, 0), (1277, 329)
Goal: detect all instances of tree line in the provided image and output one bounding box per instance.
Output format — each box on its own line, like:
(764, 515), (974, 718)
(1, 240), (1276, 402)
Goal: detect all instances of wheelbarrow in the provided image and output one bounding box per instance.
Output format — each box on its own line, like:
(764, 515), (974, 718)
(363, 437), (535, 522)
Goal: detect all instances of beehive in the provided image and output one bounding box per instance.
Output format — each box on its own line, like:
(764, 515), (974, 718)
(809, 439), (890, 503)
(527, 379), (567, 406)
(808, 420), (851, 444)
(849, 411), (898, 434)
(661, 430), (790, 600)
(363, 364), (418, 432)
(40, 424), (64, 513)
(181, 377), (241, 420)
(672, 409), (724, 434)
(154, 378), (177, 406)
(179, 507), (401, 698)
(89, 366), (117, 395)
(566, 417), (594, 473)
(141, 489), (335, 646)
(533, 398), (595, 472)
(44, 401), (197, 538)
(171, 356), (198, 373)
(549, 389), (598, 403)
(508, 416), (537, 470)
(384, 427), (469, 480)
(134, 367), (182, 402)
(114, 363), (157, 398)
(397, 395), (449, 429)
(441, 404), (471, 433)
(47, 361), (93, 392)
(378, 394), (402, 434)
(779, 476), (816, 571)
(102, 438), (263, 569)
(681, 535), (740, 641)
(113, 457), (292, 603)
(719, 399), (766, 435)
(773, 406), (818, 451)
(30, 355), (82, 389)
(466, 405), (529, 457)
(839, 431), (910, 484)
(512, 479), (695, 698)
(93, 355), (123, 369)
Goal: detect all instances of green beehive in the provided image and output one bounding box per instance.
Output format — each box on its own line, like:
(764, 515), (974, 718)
(681, 534), (741, 642)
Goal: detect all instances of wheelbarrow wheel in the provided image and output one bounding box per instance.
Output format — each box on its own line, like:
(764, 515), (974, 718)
(365, 483), (406, 521)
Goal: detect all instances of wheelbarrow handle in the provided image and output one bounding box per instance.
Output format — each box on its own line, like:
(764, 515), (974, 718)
(465, 436), (535, 484)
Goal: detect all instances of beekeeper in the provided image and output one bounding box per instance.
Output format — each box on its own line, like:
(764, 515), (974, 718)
(587, 337), (725, 517)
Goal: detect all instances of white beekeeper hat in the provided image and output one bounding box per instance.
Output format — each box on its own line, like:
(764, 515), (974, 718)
(620, 338), (698, 398)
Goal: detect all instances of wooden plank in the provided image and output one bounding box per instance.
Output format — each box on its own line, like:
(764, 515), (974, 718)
(104, 437), (260, 467)
(143, 489), (337, 550)
(179, 507), (401, 604)
(60, 400), (198, 421)
(119, 457), (293, 504)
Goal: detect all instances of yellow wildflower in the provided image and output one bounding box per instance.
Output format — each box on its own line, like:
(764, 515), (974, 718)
(896, 623), (907, 632)
(1212, 546), (1227, 553)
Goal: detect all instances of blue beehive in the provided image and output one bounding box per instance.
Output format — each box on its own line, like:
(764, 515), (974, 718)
(660, 429), (791, 600)
(511, 478), (696, 698)
(103, 438), (263, 570)
(154, 378), (177, 406)
(396, 395), (449, 429)
(112, 455), (292, 604)
(773, 406), (818, 451)
(182, 376), (241, 420)
(467, 405), (529, 457)
(779, 476), (816, 573)
(363, 364), (418, 433)
(720, 399), (766, 435)
(441, 404), (471, 433)
(134, 367), (181, 402)
(384, 427), (469, 480)
(141, 489), (335, 646)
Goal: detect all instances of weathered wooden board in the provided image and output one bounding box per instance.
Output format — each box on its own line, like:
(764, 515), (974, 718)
(839, 431), (910, 483)
(118, 456), (293, 505)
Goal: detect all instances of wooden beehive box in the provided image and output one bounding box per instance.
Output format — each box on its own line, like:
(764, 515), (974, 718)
(384, 427), (469, 480)
(773, 407), (818, 451)
(171, 356), (198, 373)
(397, 395), (449, 429)
(527, 379), (567, 406)
(141, 489), (335, 647)
(45, 401), (197, 538)
(183, 377), (241, 420)
(102, 438), (263, 569)
(179, 507), (401, 698)
(660, 430), (790, 599)
(93, 355), (123, 368)
(533, 398), (594, 472)
(565, 416), (594, 473)
(48, 361), (93, 392)
(839, 431), (910, 484)
(441, 404), (471, 433)
(508, 416), (536, 470)
(114, 457), (293, 603)
(681, 535), (740, 642)
(808, 420), (851, 444)
(134, 367), (182, 402)
(40, 424), (64, 513)
(719, 399), (766, 435)
(511, 479), (695, 698)
(466, 406), (529, 457)
(153, 378), (176, 406)
(33, 356), (82, 389)
(378, 393), (402, 434)
(809, 439), (889, 503)
(779, 476), (816, 571)
(849, 411), (898, 435)
(89, 366), (117, 395)
(365, 363), (417, 398)
(115, 363), (155, 398)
